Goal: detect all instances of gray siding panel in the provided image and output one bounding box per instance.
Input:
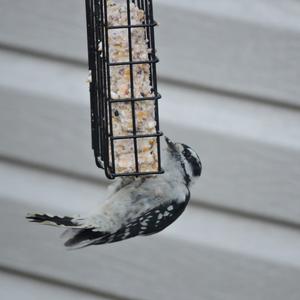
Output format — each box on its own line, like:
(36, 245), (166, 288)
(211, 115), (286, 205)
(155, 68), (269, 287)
(1, 49), (300, 224)
(0, 1), (300, 299)
(0, 0), (300, 106)
(1, 169), (300, 300)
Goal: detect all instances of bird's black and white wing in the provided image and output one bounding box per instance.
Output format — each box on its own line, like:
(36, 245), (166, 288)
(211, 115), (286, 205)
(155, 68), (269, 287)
(64, 193), (190, 249)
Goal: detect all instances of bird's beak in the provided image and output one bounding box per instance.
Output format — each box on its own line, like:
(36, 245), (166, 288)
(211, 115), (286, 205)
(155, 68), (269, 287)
(165, 136), (177, 152)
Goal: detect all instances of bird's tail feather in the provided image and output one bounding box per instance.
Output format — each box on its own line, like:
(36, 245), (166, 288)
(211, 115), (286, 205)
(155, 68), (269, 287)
(26, 213), (80, 228)
(27, 213), (117, 249)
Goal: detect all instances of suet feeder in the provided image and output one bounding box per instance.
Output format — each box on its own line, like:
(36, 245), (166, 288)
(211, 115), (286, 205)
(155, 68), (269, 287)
(85, 0), (164, 179)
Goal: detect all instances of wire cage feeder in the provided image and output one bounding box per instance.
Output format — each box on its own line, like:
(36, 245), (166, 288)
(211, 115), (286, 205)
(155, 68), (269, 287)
(85, 0), (164, 179)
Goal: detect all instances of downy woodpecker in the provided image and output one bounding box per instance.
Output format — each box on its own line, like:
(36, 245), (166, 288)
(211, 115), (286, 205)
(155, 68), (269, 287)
(27, 137), (202, 249)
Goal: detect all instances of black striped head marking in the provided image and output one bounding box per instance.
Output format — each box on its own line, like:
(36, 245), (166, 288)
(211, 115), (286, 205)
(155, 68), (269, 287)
(165, 137), (202, 183)
(181, 144), (202, 177)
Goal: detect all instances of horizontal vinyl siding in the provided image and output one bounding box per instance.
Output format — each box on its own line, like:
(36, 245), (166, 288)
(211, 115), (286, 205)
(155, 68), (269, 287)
(0, 1), (300, 299)
(1, 0), (300, 106)
(1, 162), (300, 300)
(1, 49), (300, 224)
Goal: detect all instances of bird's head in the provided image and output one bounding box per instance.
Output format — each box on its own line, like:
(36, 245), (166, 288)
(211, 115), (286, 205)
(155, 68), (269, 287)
(165, 136), (202, 186)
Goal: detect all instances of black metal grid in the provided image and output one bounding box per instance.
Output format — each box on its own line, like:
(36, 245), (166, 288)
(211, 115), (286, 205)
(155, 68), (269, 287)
(85, 0), (164, 179)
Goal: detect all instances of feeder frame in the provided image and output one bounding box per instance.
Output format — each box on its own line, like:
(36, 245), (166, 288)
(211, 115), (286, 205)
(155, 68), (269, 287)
(85, 0), (164, 179)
